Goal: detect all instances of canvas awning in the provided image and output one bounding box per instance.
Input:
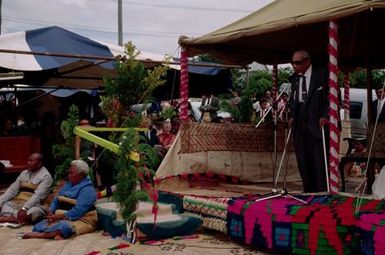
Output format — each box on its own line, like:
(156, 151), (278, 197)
(0, 26), (168, 89)
(179, 0), (385, 68)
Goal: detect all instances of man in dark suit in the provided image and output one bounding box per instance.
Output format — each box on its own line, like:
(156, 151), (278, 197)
(199, 93), (220, 122)
(288, 50), (329, 193)
(372, 87), (385, 123)
(139, 116), (160, 147)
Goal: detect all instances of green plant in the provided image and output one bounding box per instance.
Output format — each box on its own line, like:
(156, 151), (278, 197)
(159, 106), (177, 120)
(102, 42), (169, 127)
(102, 41), (166, 224)
(52, 105), (79, 181)
(220, 87), (254, 123)
(113, 128), (158, 222)
(52, 105), (93, 182)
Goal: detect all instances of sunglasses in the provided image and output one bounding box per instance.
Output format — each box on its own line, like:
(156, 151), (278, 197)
(291, 58), (308, 65)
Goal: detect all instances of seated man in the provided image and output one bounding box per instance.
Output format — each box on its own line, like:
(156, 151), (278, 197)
(22, 159), (97, 240)
(0, 153), (53, 226)
(254, 97), (273, 123)
(139, 116), (160, 147)
(343, 139), (367, 178)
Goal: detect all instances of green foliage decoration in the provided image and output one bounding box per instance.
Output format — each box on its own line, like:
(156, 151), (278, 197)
(338, 68), (385, 89)
(137, 143), (160, 171)
(113, 128), (156, 222)
(52, 105), (79, 182)
(102, 41), (167, 223)
(101, 41), (169, 127)
(220, 86), (254, 123)
(52, 105), (93, 182)
(159, 106), (177, 120)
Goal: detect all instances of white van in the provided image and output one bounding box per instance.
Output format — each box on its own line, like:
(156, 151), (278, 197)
(340, 88), (376, 138)
(280, 84), (375, 138)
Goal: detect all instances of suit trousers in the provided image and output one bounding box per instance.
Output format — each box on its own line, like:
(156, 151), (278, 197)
(293, 103), (328, 192)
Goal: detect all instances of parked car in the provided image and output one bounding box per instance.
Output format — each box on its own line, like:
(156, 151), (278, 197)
(281, 84), (375, 139)
(340, 88), (376, 138)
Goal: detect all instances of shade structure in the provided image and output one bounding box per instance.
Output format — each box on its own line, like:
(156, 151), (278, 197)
(0, 26), (167, 89)
(179, 0), (385, 68)
(178, 0), (385, 193)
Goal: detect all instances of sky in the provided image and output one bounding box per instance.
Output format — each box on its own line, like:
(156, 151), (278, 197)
(1, 0), (273, 57)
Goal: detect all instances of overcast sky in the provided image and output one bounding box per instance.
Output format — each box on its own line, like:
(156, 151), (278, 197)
(1, 0), (273, 57)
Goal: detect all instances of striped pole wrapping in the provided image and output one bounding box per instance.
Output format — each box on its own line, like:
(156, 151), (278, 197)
(328, 20), (340, 193)
(343, 74), (350, 121)
(179, 48), (189, 122)
(272, 64), (278, 102)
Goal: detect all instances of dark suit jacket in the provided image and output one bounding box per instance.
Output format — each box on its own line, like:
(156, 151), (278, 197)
(140, 128), (159, 147)
(372, 99), (385, 123)
(256, 108), (273, 123)
(288, 66), (329, 139)
(199, 96), (220, 120)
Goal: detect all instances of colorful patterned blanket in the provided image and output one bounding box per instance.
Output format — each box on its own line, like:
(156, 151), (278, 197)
(183, 195), (230, 234)
(227, 194), (385, 255)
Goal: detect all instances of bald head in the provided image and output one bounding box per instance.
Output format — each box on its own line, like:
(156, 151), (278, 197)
(27, 153), (43, 173)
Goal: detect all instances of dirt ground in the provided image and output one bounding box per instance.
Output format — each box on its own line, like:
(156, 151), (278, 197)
(0, 171), (365, 255)
(0, 226), (274, 255)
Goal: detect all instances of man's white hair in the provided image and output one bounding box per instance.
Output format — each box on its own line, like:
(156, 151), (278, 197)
(71, 159), (89, 175)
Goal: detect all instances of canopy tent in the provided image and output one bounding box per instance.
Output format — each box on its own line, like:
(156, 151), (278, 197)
(0, 26), (169, 89)
(175, 0), (385, 193)
(179, 0), (385, 69)
(0, 26), (234, 89)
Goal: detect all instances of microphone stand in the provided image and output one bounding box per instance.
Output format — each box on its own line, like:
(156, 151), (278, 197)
(254, 90), (308, 205)
(255, 85), (290, 186)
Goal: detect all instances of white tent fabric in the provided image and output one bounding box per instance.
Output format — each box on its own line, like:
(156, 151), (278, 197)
(0, 26), (167, 71)
(0, 26), (169, 88)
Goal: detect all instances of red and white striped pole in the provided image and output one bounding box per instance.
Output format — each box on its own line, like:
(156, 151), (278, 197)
(179, 48), (189, 122)
(328, 20), (340, 193)
(343, 74), (350, 121)
(272, 63), (278, 102)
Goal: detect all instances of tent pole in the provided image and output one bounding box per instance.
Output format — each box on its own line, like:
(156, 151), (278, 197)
(367, 67), (373, 125)
(328, 20), (340, 193)
(272, 63), (278, 184)
(179, 47), (189, 122)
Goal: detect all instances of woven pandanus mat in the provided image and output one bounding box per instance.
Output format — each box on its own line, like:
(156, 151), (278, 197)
(180, 122), (293, 153)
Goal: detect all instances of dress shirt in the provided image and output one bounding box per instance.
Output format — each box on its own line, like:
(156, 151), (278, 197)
(377, 98), (385, 115)
(0, 166), (53, 209)
(299, 65), (312, 102)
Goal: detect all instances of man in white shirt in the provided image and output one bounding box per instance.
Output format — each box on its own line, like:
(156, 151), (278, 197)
(0, 153), (53, 226)
(372, 87), (385, 122)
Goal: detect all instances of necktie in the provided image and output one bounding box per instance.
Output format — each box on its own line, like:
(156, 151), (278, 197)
(301, 75), (307, 100)
(207, 97), (211, 106)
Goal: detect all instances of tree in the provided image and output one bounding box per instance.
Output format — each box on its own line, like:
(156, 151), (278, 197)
(101, 41), (169, 127)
